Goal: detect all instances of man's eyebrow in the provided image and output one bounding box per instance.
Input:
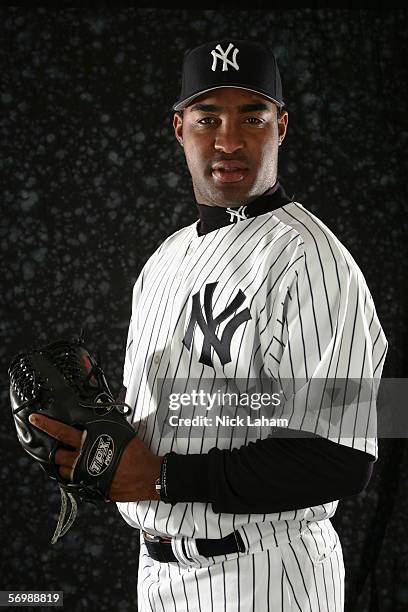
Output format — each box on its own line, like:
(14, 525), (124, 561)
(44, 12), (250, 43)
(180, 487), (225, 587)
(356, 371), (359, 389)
(239, 103), (271, 112)
(189, 102), (272, 113)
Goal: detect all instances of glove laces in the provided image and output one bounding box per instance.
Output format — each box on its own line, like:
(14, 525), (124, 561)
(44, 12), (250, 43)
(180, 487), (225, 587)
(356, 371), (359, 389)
(51, 484), (78, 544)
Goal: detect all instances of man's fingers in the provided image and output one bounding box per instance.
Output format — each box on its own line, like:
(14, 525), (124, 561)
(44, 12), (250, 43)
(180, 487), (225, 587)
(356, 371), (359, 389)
(55, 446), (83, 482)
(58, 466), (72, 481)
(28, 413), (83, 449)
(54, 448), (80, 467)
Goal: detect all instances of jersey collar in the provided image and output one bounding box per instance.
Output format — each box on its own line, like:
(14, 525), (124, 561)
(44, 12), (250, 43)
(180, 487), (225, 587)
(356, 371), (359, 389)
(195, 182), (293, 236)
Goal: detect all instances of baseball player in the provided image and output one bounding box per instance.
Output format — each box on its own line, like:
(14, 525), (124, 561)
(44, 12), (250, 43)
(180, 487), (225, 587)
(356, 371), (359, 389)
(30, 39), (388, 611)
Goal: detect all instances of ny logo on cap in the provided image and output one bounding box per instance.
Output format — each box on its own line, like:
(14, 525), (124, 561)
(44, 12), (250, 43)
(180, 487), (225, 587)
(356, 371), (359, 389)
(211, 43), (240, 72)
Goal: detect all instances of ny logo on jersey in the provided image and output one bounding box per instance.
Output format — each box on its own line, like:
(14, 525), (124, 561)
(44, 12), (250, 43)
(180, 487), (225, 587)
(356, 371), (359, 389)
(183, 281), (252, 367)
(226, 205), (248, 222)
(211, 43), (240, 72)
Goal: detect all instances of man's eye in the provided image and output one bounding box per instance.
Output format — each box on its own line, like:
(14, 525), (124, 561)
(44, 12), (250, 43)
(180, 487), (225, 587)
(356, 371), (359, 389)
(246, 117), (263, 124)
(197, 117), (216, 125)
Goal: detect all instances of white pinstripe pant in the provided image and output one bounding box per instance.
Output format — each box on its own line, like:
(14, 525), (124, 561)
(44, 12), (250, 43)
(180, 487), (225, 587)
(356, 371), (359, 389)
(137, 522), (345, 611)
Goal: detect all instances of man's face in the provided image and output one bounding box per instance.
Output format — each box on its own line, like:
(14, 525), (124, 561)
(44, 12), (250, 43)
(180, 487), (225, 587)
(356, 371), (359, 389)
(173, 87), (288, 208)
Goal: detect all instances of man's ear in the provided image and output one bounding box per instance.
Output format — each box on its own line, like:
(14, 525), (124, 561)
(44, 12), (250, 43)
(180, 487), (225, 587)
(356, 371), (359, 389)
(278, 109), (289, 146)
(173, 112), (184, 148)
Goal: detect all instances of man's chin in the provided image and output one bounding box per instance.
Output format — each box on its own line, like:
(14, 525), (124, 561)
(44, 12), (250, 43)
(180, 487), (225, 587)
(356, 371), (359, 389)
(204, 179), (255, 208)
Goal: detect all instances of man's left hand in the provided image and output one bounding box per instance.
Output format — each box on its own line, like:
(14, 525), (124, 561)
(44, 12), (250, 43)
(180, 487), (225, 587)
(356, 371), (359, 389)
(28, 413), (162, 502)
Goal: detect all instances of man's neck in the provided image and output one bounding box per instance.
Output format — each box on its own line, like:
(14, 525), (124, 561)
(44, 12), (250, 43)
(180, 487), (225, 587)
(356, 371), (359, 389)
(195, 182), (279, 209)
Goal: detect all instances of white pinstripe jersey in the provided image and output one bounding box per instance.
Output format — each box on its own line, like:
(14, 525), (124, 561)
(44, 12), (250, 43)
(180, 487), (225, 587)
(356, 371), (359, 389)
(117, 200), (388, 544)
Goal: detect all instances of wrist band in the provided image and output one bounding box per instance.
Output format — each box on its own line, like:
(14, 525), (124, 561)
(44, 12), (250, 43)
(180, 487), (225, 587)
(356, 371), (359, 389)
(155, 453), (171, 503)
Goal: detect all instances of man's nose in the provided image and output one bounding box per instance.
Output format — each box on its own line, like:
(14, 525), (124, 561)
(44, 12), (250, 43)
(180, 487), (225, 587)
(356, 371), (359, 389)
(214, 121), (245, 154)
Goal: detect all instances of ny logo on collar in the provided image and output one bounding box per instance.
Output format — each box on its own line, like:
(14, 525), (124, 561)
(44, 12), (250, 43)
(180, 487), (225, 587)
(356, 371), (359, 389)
(183, 281), (252, 367)
(211, 43), (240, 72)
(226, 205), (248, 222)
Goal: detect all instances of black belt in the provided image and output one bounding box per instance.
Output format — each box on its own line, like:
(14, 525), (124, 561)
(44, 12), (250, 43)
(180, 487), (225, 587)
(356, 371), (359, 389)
(142, 530), (246, 563)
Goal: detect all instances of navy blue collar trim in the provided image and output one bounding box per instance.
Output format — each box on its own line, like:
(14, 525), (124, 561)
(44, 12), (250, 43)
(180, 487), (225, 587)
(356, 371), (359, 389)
(195, 182), (293, 236)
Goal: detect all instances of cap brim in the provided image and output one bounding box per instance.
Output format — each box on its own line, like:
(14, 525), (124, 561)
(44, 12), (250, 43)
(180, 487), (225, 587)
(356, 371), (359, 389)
(172, 85), (284, 111)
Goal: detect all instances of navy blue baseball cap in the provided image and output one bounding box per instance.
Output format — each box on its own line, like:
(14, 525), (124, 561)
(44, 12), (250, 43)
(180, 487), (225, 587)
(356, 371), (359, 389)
(172, 39), (284, 111)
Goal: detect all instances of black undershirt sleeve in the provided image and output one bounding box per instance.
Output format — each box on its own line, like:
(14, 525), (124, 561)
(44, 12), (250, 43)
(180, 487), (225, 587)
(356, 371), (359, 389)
(164, 431), (375, 514)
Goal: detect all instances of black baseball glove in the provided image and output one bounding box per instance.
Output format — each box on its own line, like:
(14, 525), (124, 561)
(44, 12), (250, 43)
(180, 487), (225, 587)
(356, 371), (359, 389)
(8, 333), (135, 543)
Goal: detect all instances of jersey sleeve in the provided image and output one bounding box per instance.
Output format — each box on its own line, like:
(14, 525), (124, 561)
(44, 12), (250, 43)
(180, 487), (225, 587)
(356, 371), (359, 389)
(122, 270), (145, 389)
(121, 232), (175, 390)
(271, 245), (388, 459)
(123, 318), (133, 389)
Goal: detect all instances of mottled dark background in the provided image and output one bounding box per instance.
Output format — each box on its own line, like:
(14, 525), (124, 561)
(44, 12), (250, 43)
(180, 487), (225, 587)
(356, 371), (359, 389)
(1, 8), (407, 612)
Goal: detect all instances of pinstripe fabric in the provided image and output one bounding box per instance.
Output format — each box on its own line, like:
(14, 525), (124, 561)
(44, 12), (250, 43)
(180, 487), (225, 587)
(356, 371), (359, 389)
(118, 201), (387, 539)
(137, 519), (344, 611)
(118, 200), (386, 610)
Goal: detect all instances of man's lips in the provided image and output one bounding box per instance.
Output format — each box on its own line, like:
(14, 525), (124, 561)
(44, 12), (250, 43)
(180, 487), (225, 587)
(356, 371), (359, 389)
(211, 160), (249, 184)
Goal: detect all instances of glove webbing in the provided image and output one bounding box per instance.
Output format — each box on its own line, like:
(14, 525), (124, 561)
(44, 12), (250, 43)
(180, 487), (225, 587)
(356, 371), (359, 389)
(51, 484), (78, 544)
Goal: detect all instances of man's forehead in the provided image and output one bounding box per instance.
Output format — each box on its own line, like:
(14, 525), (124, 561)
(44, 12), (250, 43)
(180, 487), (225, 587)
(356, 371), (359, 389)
(184, 87), (276, 111)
